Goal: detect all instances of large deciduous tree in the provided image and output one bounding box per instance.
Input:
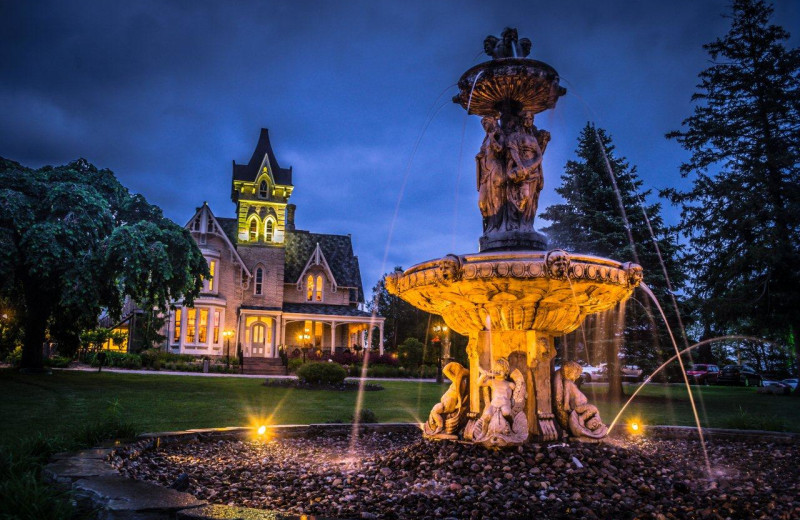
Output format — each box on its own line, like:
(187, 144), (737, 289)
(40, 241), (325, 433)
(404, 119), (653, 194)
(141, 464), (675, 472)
(664, 0), (800, 389)
(0, 158), (209, 370)
(542, 123), (686, 400)
(369, 267), (432, 350)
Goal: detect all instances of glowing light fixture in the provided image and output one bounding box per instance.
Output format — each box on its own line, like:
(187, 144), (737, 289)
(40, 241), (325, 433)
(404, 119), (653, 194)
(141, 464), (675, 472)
(257, 425), (267, 436)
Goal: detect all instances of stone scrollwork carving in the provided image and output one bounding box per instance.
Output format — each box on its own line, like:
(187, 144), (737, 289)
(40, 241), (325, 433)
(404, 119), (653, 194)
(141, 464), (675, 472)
(468, 358), (528, 446)
(545, 249), (571, 279)
(554, 361), (609, 441)
(424, 362), (470, 440)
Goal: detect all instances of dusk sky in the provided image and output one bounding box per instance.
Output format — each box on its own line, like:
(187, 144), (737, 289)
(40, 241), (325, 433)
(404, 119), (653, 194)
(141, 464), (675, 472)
(2, 1), (798, 294)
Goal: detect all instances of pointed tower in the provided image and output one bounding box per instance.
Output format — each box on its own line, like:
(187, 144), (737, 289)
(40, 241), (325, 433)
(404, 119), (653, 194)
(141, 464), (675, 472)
(231, 128), (295, 247)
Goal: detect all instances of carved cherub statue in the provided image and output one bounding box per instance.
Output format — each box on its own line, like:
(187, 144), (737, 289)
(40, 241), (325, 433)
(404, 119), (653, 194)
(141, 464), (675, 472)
(423, 362), (470, 439)
(469, 357), (528, 446)
(554, 361), (609, 441)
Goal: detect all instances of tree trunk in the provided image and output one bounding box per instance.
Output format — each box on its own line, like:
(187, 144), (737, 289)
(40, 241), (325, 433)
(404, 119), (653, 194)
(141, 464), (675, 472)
(606, 341), (624, 401)
(792, 321), (800, 397)
(20, 293), (50, 371)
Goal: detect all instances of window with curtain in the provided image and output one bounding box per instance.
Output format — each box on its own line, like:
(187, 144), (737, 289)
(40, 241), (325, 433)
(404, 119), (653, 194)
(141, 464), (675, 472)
(316, 275), (323, 301)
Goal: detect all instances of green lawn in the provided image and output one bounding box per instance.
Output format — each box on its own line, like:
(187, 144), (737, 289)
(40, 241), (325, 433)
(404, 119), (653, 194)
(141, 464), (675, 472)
(1, 370), (797, 445)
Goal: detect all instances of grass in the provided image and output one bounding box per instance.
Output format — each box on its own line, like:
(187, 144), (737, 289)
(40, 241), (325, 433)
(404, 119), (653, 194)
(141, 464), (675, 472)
(1, 370), (798, 445)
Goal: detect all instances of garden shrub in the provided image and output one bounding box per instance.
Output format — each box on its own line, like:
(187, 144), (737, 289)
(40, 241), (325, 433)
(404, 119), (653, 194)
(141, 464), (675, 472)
(296, 361), (347, 385)
(367, 364), (402, 378)
(287, 357), (305, 373)
(43, 356), (72, 368)
(5, 346), (22, 367)
(354, 408), (378, 423)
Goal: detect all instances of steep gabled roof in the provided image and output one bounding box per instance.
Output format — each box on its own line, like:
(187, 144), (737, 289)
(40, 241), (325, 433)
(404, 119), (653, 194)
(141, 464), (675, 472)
(185, 204), (251, 278)
(232, 128), (293, 186)
(285, 230), (364, 303)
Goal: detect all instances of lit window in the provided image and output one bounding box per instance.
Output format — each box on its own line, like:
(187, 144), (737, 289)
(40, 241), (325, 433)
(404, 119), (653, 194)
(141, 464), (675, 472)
(248, 218), (258, 241)
(314, 321), (323, 346)
(173, 309), (181, 344)
(213, 310), (220, 343)
(198, 309), (208, 344)
(186, 308), (196, 343)
(255, 268), (263, 295)
(316, 275), (323, 301)
(259, 180), (268, 198)
(253, 323), (265, 345)
(265, 220), (274, 242)
(206, 260), (216, 292)
(306, 275), (314, 301)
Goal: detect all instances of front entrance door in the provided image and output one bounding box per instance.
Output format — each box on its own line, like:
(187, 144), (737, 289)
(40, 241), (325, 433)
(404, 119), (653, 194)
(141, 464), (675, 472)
(251, 323), (266, 357)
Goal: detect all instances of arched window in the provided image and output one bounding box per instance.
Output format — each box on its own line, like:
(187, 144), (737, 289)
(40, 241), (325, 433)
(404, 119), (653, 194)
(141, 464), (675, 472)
(265, 219), (274, 242)
(316, 275), (323, 301)
(259, 180), (268, 198)
(254, 267), (263, 295)
(306, 275), (314, 301)
(248, 218), (258, 241)
(252, 323), (266, 345)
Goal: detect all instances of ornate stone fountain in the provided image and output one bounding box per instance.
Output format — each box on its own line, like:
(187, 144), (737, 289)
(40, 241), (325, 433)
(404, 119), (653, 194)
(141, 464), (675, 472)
(386, 28), (643, 447)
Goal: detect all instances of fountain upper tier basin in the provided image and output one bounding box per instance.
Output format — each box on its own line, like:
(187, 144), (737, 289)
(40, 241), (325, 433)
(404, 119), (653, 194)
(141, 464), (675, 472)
(386, 250), (642, 337)
(452, 58), (567, 116)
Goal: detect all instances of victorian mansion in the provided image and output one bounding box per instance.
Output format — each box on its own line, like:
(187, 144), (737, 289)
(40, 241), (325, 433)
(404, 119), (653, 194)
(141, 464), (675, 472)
(167, 129), (384, 368)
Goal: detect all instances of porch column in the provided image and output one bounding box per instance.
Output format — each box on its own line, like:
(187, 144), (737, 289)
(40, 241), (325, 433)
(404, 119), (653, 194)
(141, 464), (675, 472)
(379, 322), (384, 355)
(330, 321), (337, 353)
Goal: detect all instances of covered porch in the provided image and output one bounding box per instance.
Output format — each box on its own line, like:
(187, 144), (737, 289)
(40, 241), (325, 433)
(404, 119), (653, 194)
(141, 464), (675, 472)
(280, 303), (384, 357)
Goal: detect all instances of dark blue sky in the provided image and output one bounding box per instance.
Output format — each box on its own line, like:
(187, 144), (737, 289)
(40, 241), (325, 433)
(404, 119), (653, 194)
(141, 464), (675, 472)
(1, 1), (798, 293)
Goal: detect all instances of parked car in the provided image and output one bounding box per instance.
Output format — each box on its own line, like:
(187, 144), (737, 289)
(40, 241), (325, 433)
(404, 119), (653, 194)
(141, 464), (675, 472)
(717, 364), (763, 387)
(579, 363), (605, 383)
(685, 364), (719, 385)
(587, 363), (643, 382)
(781, 378), (798, 391)
(758, 381), (792, 395)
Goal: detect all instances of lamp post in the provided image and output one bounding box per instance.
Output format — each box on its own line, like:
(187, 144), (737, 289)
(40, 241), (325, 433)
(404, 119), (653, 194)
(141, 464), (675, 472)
(223, 330), (234, 370)
(297, 333), (311, 362)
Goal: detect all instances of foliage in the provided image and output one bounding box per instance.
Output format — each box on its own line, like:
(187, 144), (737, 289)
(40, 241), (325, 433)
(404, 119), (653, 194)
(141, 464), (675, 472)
(135, 309), (167, 352)
(287, 357), (305, 373)
(397, 337), (425, 368)
(0, 399), (138, 520)
(43, 356), (72, 368)
(80, 327), (127, 355)
(354, 408), (378, 423)
(541, 123), (687, 398)
(0, 158), (209, 369)
(664, 0), (800, 387)
(295, 361), (347, 385)
(5, 346), (22, 367)
(86, 351), (143, 369)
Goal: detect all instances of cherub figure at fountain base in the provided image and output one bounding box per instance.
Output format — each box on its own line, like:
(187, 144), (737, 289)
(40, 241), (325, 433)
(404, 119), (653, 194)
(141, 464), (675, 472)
(467, 357), (528, 447)
(423, 362), (470, 440)
(554, 361), (609, 441)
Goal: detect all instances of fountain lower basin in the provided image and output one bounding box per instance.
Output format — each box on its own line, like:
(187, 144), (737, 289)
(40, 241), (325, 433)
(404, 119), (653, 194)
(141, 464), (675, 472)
(387, 249), (642, 445)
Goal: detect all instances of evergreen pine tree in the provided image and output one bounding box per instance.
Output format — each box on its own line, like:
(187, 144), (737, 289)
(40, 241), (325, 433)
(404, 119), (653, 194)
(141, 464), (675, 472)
(542, 123), (686, 399)
(664, 0), (800, 389)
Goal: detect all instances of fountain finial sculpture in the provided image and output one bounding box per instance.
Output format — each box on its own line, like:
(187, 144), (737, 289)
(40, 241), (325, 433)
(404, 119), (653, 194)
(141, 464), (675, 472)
(389, 28), (641, 447)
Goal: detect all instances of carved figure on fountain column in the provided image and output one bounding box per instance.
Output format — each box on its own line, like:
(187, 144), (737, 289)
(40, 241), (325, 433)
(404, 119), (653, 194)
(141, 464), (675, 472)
(470, 357), (528, 446)
(424, 362), (470, 440)
(554, 361), (609, 441)
(483, 28), (531, 60)
(506, 111), (545, 227)
(476, 116), (507, 232)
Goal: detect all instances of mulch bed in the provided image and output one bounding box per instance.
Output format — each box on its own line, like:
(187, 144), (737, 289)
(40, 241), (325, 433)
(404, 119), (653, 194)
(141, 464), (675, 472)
(111, 430), (799, 519)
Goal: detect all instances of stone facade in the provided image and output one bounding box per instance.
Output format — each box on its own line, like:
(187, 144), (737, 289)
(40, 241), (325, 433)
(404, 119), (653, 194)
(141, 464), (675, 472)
(166, 129), (384, 360)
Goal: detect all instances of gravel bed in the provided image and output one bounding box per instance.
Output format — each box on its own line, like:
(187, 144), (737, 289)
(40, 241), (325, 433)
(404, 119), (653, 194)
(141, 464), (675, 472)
(111, 431), (800, 519)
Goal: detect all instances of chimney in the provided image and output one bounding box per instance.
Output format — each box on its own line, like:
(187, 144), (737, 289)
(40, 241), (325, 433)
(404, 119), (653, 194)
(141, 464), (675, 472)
(286, 204), (296, 231)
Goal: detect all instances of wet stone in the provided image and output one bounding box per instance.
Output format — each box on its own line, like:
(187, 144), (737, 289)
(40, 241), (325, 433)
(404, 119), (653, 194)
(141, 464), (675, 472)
(109, 432), (800, 520)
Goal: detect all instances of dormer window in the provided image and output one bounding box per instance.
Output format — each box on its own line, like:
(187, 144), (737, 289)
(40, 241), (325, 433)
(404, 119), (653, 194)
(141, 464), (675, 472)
(265, 219), (274, 242)
(306, 275), (314, 301)
(259, 180), (268, 199)
(316, 275), (323, 301)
